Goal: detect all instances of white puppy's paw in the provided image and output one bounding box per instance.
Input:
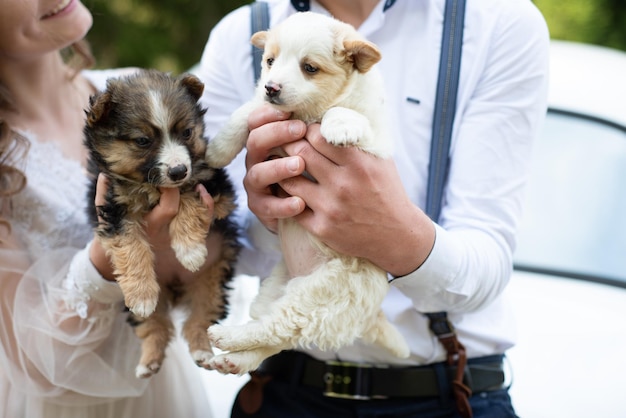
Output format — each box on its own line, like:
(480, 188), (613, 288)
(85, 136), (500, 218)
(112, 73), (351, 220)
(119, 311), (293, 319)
(207, 324), (243, 351)
(321, 107), (372, 147)
(208, 323), (263, 352)
(205, 145), (232, 169)
(205, 101), (256, 168)
(192, 349), (215, 369)
(209, 351), (264, 376)
(205, 128), (240, 168)
(208, 353), (245, 375)
(174, 243), (207, 272)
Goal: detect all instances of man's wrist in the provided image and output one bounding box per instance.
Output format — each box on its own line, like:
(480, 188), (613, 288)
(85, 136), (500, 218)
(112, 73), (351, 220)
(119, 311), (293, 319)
(382, 212), (436, 278)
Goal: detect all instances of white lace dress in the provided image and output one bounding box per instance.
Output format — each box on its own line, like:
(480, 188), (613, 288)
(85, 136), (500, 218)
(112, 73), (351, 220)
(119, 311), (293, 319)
(0, 69), (212, 418)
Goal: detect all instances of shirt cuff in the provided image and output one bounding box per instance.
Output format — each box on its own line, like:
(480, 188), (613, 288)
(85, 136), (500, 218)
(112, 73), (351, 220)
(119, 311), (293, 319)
(389, 223), (465, 312)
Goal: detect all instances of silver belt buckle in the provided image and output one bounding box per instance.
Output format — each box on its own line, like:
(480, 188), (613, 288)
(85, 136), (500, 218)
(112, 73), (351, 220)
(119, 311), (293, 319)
(322, 360), (386, 400)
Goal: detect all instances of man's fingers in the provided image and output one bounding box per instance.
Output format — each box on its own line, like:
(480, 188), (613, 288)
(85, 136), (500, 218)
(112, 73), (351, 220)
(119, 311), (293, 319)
(247, 103), (291, 130)
(249, 195), (306, 228)
(245, 156), (304, 192)
(246, 120), (306, 169)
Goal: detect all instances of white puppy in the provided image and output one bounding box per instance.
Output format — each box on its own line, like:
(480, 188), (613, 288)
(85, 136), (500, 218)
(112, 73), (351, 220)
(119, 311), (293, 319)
(206, 11), (410, 375)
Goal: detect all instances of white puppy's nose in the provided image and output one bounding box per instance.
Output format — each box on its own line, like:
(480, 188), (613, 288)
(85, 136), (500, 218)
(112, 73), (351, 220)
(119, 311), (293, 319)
(265, 81), (281, 98)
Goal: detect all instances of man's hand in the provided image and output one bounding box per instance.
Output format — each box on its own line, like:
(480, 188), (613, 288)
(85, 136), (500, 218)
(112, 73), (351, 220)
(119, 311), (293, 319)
(243, 106), (436, 277)
(244, 104), (307, 233)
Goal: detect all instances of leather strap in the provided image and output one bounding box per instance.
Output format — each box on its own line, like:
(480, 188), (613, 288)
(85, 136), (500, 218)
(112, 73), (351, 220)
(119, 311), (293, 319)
(426, 312), (472, 417)
(237, 371), (273, 414)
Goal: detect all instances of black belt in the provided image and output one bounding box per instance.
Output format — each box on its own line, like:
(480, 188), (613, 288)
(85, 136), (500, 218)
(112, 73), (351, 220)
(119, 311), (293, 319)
(257, 350), (506, 400)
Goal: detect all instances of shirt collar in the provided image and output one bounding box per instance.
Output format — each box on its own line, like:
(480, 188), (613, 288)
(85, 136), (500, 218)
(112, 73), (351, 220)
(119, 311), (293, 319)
(290, 0), (397, 12)
(290, 0), (309, 11)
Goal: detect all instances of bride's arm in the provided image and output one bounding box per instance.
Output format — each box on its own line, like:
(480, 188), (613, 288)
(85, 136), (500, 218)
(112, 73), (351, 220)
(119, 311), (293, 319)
(0, 224), (149, 403)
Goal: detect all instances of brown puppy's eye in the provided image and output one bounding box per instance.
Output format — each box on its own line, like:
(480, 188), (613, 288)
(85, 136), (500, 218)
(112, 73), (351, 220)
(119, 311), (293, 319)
(181, 128), (192, 140)
(303, 63), (318, 74)
(135, 136), (152, 148)
(266, 57), (274, 67)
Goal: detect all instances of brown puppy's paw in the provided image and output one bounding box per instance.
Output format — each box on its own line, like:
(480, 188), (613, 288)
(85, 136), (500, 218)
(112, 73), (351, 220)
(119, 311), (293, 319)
(135, 360), (162, 379)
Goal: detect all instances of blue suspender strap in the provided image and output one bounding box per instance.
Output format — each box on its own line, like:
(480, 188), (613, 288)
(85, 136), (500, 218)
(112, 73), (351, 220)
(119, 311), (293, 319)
(425, 0), (466, 223)
(250, 1), (270, 84)
(424, 1), (471, 417)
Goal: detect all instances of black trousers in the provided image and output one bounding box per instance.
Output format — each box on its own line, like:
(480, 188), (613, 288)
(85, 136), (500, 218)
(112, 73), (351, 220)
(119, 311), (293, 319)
(230, 351), (517, 418)
(231, 379), (517, 418)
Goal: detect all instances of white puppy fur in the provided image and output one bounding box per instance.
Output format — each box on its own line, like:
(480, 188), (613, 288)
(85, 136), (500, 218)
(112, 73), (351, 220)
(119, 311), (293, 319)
(205, 12), (410, 375)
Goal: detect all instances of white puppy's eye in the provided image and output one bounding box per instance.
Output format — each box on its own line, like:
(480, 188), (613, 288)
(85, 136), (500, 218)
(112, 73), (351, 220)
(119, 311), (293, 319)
(266, 57), (274, 67)
(303, 63), (318, 74)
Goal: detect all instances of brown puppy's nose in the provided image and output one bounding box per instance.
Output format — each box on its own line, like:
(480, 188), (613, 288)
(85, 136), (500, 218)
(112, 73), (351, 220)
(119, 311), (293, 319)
(265, 81), (281, 98)
(168, 164), (188, 181)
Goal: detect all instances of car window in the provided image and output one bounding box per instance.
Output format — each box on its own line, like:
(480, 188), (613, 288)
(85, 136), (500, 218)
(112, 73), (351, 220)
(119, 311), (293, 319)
(513, 110), (626, 285)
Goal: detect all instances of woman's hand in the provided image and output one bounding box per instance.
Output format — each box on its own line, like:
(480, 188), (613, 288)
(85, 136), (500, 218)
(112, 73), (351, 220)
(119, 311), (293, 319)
(243, 105), (436, 277)
(89, 174), (223, 284)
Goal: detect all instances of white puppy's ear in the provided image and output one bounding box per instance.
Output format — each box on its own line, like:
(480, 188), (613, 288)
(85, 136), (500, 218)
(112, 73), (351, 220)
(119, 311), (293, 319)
(251, 31), (268, 49)
(343, 39), (382, 73)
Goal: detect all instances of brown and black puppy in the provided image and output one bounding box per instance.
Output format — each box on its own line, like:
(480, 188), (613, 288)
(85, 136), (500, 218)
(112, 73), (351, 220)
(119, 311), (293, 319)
(84, 69), (240, 378)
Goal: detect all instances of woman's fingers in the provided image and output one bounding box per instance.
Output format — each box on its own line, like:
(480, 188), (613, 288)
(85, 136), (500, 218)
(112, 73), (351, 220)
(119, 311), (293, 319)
(195, 183), (215, 214)
(94, 173), (108, 221)
(145, 187), (180, 226)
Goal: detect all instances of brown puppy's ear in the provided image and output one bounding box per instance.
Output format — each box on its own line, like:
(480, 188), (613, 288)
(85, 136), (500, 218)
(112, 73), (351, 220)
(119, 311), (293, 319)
(179, 73), (205, 102)
(344, 39), (382, 73)
(251, 31), (268, 49)
(85, 90), (113, 127)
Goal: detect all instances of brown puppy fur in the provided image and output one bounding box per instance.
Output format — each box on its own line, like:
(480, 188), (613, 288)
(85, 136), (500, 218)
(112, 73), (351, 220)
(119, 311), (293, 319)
(84, 69), (240, 378)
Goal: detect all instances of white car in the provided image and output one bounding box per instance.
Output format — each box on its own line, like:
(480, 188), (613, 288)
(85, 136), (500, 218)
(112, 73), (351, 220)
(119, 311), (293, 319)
(507, 40), (626, 418)
(202, 40), (626, 418)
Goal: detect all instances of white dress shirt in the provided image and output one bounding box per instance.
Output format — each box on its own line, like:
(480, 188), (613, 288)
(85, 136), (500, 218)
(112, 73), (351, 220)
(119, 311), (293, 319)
(197, 0), (549, 365)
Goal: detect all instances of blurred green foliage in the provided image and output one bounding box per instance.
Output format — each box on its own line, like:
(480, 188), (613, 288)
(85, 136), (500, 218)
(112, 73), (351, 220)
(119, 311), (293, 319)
(85, 0), (625, 74)
(535, 0), (626, 51)
(86, 0), (249, 73)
